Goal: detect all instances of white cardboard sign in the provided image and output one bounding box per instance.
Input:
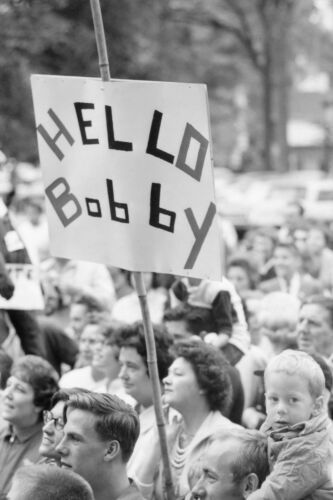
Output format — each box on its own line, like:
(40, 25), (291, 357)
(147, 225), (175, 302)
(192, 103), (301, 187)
(0, 264), (44, 310)
(31, 75), (222, 280)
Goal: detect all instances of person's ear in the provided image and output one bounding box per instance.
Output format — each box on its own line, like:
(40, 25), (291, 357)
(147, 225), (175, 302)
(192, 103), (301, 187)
(104, 440), (120, 462)
(241, 473), (259, 498)
(312, 395), (324, 417)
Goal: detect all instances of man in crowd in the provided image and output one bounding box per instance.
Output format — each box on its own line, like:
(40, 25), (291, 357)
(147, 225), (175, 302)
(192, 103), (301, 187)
(56, 391), (143, 500)
(190, 428), (269, 500)
(8, 464), (94, 500)
(297, 295), (333, 366)
(68, 294), (107, 341)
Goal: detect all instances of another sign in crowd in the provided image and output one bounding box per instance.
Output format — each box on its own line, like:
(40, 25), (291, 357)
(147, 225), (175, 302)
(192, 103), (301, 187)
(0, 163), (332, 500)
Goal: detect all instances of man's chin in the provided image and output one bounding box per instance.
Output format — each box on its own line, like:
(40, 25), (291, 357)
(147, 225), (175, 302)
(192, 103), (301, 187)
(298, 341), (314, 354)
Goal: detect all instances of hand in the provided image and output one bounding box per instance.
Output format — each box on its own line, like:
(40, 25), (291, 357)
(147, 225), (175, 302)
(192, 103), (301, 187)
(242, 407), (266, 429)
(204, 332), (229, 348)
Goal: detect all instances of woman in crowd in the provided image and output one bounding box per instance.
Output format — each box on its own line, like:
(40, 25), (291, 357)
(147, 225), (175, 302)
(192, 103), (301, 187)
(0, 355), (59, 495)
(135, 340), (238, 500)
(116, 321), (174, 490)
(59, 323), (106, 390)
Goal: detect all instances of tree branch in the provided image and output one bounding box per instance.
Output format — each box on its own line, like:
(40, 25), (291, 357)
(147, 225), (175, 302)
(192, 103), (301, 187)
(171, 6), (264, 72)
(221, 0), (264, 69)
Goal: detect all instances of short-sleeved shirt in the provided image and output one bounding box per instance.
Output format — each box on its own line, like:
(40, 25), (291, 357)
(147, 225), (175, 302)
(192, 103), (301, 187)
(0, 422), (43, 494)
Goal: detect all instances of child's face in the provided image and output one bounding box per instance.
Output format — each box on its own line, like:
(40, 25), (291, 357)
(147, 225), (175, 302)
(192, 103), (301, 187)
(265, 371), (319, 429)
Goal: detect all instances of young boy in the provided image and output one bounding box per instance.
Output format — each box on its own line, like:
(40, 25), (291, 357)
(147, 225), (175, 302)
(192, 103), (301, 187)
(248, 350), (333, 500)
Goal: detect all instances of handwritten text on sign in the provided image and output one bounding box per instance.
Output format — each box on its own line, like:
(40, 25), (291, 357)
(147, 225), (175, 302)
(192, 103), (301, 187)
(31, 76), (222, 280)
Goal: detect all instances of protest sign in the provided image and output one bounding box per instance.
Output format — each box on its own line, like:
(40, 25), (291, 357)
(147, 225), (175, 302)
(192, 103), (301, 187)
(0, 198), (44, 310)
(0, 263), (44, 310)
(31, 75), (222, 280)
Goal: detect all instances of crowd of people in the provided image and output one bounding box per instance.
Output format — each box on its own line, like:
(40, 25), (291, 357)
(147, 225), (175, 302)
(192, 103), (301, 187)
(0, 172), (332, 499)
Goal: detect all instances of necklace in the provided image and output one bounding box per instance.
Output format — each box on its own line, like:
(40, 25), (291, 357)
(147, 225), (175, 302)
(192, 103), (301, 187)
(171, 429), (193, 470)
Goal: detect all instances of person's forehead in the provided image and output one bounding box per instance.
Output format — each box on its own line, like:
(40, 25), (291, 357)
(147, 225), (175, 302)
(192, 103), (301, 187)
(300, 304), (330, 323)
(52, 400), (66, 417)
(66, 408), (100, 437)
(266, 371), (309, 392)
(8, 375), (33, 391)
(119, 346), (144, 365)
(81, 324), (101, 338)
(170, 356), (193, 372)
(205, 439), (239, 473)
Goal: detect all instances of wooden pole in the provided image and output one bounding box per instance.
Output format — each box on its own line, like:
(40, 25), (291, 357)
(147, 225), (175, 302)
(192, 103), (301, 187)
(89, 2), (174, 499)
(90, 0), (110, 82)
(132, 272), (175, 500)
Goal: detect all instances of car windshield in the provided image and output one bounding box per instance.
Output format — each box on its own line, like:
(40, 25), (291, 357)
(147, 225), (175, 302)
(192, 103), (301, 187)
(317, 190), (333, 201)
(268, 185), (307, 202)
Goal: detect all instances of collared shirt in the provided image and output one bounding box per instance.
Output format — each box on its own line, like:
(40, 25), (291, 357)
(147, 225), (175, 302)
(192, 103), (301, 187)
(117, 480), (144, 500)
(0, 421), (43, 494)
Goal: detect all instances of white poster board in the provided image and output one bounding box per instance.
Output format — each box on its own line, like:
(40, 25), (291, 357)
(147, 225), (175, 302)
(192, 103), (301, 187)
(0, 264), (44, 310)
(31, 75), (222, 280)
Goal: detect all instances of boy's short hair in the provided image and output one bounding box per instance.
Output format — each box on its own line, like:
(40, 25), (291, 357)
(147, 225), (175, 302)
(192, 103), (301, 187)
(265, 349), (325, 398)
(11, 464), (94, 500)
(65, 392), (140, 462)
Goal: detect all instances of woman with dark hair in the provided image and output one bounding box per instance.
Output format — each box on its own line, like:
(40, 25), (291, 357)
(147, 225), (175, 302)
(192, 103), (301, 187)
(117, 321), (174, 489)
(0, 355), (59, 495)
(136, 341), (238, 500)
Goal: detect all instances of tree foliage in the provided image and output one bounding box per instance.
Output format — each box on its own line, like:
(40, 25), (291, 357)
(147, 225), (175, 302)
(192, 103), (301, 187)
(0, 0), (331, 169)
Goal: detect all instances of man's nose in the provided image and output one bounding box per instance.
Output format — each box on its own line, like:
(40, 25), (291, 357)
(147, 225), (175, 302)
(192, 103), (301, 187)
(42, 420), (55, 434)
(3, 385), (13, 399)
(298, 318), (309, 332)
(191, 478), (206, 500)
(55, 436), (68, 456)
(119, 365), (128, 379)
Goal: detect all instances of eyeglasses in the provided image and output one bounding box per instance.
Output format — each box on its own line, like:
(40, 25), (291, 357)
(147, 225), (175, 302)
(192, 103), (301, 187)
(43, 410), (65, 430)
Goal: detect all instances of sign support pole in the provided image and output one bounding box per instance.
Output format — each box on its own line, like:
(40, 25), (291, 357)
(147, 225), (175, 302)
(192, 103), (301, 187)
(89, 2), (174, 499)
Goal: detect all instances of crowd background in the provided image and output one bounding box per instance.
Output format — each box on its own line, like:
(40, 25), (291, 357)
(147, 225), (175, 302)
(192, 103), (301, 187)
(0, 157), (332, 499)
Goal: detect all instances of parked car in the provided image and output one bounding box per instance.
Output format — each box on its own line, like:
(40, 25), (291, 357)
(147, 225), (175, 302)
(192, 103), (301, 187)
(248, 173), (331, 227)
(304, 180), (333, 222)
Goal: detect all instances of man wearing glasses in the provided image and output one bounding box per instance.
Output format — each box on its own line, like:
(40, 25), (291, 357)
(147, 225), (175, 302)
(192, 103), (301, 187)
(39, 387), (89, 465)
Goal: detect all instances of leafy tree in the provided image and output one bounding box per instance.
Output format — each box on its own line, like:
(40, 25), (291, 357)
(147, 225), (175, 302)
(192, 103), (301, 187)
(168, 0), (326, 172)
(0, 0), (163, 160)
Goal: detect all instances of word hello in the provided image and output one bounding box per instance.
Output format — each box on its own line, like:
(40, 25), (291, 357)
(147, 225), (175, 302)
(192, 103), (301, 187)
(37, 103), (209, 182)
